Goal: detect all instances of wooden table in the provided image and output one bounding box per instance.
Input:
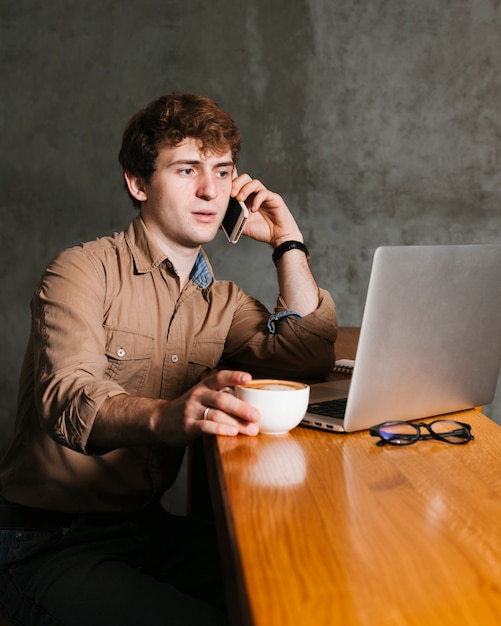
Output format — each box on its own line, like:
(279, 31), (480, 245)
(331, 326), (360, 362)
(203, 328), (501, 625)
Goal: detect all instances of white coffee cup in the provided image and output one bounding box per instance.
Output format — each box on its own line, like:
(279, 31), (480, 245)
(235, 379), (310, 435)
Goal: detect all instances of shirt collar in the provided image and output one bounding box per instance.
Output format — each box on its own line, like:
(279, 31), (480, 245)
(125, 216), (214, 288)
(190, 251), (213, 288)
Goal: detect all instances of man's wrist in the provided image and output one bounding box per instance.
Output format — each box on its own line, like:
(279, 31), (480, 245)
(272, 240), (310, 266)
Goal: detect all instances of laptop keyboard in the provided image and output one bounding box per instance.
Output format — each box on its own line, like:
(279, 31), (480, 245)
(307, 397), (348, 420)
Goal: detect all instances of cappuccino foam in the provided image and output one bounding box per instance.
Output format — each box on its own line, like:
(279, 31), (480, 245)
(240, 379), (306, 391)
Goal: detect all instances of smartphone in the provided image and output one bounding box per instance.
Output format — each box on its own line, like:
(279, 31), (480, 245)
(221, 197), (249, 244)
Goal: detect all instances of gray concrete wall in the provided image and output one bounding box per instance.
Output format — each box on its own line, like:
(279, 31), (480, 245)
(2, 0), (501, 458)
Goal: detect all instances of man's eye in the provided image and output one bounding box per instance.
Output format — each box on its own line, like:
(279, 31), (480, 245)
(180, 168), (194, 176)
(216, 169), (230, 178)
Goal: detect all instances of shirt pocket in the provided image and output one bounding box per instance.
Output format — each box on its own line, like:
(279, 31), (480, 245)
(104, 327), (155, 395)
(186, 338), (225, 384)
(0, 529), (63, 567)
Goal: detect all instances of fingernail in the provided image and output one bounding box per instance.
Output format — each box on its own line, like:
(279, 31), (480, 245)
(248, 424), (259, 436)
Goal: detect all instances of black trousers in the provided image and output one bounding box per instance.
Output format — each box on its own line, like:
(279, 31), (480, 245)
(0, 499), (227, 626)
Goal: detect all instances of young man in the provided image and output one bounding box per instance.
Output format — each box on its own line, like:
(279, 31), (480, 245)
(0, 93), (338, 625)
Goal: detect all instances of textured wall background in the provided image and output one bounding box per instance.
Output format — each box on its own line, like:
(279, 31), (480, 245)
(2, 1), (501, 461)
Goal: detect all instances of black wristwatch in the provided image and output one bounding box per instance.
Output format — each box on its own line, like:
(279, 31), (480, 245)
(272, 240), (310, 266)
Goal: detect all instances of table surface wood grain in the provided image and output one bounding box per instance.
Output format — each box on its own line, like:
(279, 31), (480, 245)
(204, 328), (501, 625)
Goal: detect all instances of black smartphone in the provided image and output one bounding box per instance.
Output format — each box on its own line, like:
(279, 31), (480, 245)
(221, 197), (249, 244)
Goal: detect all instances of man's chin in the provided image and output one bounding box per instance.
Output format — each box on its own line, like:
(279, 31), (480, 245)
(193, 225), (221, 245)
(183, 231), (219, 249)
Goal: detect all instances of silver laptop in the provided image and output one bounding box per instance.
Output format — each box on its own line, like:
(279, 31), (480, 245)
(302, 244), (501, 433)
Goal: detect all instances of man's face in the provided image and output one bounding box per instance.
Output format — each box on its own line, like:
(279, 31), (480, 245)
(138, 138), (234, 250)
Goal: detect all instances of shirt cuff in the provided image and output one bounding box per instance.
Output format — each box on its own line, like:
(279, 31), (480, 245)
(267, 310), (302, 334)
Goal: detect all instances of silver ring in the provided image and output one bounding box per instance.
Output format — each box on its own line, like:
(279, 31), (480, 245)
(203, 407), (210, 421)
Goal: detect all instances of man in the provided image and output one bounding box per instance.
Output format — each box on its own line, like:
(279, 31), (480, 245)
(0, 93), (338, 625)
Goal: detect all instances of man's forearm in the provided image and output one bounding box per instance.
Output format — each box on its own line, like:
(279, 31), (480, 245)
(274, 247), (319, 316)
(87, 394), (166, 450)
(86, 369), (261, 452)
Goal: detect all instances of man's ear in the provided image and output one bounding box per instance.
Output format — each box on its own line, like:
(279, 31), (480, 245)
(124, 171), (148, 203)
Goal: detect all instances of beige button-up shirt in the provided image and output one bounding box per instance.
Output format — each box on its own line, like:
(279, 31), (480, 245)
(0, 217), (337, 512)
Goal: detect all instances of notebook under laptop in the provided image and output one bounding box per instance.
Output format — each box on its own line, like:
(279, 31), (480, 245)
(302, 244), (501, 433)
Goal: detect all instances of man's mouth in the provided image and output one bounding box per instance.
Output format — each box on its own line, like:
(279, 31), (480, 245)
(193, 210), (218, 223)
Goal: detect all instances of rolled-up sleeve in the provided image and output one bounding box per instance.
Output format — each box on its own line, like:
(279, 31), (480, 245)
(222, 287), (338, 380)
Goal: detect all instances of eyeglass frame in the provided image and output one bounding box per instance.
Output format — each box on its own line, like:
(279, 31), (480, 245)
(369, 419), (474, 447)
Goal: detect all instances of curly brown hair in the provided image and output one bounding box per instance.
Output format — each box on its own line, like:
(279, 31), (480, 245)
(118, 93), (241, 207)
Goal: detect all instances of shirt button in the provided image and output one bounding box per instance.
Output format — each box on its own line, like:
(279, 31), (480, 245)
(171, 354), (179, 363)
(117, 348), (126, 357)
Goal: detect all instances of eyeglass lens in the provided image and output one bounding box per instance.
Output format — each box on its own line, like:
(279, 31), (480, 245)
(427, 419), (472, 443)
(378, 422), (419, 445)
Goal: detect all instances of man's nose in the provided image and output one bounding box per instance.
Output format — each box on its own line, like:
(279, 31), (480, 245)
(196, 172), (217, 200)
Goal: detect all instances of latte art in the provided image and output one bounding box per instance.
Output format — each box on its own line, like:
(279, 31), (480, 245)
(240, 380), (306, 391)
(259, 384), (298, 391)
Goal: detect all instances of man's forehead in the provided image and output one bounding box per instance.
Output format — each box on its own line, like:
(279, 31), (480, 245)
(159, 137), (233, 163)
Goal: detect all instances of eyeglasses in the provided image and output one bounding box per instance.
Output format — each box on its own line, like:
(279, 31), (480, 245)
(370, 419), (474, 447)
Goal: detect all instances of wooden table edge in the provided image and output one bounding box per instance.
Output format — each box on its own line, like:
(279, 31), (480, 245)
(203, 434), (255, 626)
